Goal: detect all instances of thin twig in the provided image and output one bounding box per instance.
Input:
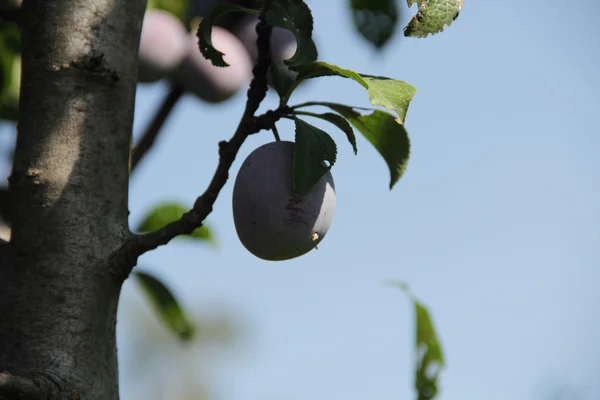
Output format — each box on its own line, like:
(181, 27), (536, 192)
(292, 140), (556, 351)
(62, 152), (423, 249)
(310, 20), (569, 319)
(130, 85), (184, 172)
(271, 123), (281, 142)
(111, 10), (277, 280)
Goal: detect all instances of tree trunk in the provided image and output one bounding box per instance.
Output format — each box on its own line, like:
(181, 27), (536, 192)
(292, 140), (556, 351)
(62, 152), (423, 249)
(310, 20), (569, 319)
(0, 0), (146, 398)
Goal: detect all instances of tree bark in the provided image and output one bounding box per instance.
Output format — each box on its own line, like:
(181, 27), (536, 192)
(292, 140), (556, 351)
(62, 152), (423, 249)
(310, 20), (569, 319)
(0, 0), (146, 398)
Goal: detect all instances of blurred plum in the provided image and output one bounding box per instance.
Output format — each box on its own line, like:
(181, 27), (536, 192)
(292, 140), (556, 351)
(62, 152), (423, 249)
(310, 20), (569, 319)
(234, 16), (297, 63)
(234, 16), (299, 95)
(138, 10), (188, 83)
(172, 26), (253, 103)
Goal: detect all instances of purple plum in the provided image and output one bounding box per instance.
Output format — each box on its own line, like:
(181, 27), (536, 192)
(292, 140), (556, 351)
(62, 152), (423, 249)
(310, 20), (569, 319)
(232, 141), (336, 261)
(172, 26), (253, 103)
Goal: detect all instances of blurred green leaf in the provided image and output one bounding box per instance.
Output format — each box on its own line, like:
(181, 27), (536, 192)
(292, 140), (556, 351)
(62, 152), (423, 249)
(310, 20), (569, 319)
(197, 3), (260, 67)
(0, 22), (21, 121)
(293, 118), (337, 194)
(286, 61), (416, 124)
(294, 102), (410, 189)
(294, 110), (358, 155)
(137, 202), (216, 246)
(349, 0), (399, 48)
(404, 0), (463, 38)
(391, 281), (445, 400)
(147, 0), (189, 23)
(265, 0), (318, 67)
(189, 224), (212, 241)
(193, 314), (239, 345)
(134, 270), (195, 341)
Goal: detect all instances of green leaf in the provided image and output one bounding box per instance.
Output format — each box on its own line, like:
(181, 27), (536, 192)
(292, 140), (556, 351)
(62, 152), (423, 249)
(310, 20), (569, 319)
(147, 0), (189, 22)
(404, 0), (464, 38)
(349, 0), (399, 48)
(137, 202), (216, 245)
(137, 202), (186, 232)
(293, 118), (338, 194)
(134, 270), (195, 341)
(414, 303), (444, 400)
(269, 58), (298, 99)
(286, 61), (416, 124)
(0, 22), (20, 56)
(390, 281), (445, 400)
(0, 55), (19, 121)
(197, 3), (261, 67)
(294, 110), (357, 155)
(0, 22), (21, 121)
(265, 0), (318, 67)
(295, 102), (409, 189)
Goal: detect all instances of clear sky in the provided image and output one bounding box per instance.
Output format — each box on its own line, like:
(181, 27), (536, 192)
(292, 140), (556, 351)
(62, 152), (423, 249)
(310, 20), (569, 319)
(115, 1), (600, 399)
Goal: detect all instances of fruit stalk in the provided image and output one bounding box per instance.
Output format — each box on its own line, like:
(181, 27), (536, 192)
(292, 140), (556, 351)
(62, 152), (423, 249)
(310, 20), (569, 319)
(271, 123), (281, 142)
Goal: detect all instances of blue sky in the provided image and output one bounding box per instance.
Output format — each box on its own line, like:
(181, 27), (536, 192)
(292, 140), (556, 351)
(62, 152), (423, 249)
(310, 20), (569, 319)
(115, 1), (600, 399)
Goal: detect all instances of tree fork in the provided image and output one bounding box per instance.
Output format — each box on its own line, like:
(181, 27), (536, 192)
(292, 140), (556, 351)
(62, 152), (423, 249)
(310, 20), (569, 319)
(0, 0), (146, 398)
(110, 13), (276, 278)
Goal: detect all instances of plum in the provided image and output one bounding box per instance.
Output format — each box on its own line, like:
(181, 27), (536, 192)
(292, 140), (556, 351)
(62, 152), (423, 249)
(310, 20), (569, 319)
(232, 141), (336, 261)
(234, 16), (297, 63)
(234, 16), (299, 94)
(138, 10), (188, 83)
(172, 26), (253, 103)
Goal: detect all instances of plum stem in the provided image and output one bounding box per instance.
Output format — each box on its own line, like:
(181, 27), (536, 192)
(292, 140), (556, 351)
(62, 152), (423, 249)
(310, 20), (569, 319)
(271, 124), (281, 142)
(110, 5), (280, 279)
(130, 84), (184, 173)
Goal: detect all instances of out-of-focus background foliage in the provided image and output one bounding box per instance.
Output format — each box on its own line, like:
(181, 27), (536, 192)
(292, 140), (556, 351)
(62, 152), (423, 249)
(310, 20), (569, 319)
(1, 0), (598, 399)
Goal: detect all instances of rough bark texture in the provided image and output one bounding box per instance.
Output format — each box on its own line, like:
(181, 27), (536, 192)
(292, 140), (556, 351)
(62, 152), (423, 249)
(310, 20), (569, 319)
(0, 0), (146, 398)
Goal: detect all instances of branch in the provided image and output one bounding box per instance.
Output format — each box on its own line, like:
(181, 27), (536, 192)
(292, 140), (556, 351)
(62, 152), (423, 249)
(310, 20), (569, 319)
(130, 85), (184, 173)
(240, 14), (273, 119)
(110, 10), (283, 280)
